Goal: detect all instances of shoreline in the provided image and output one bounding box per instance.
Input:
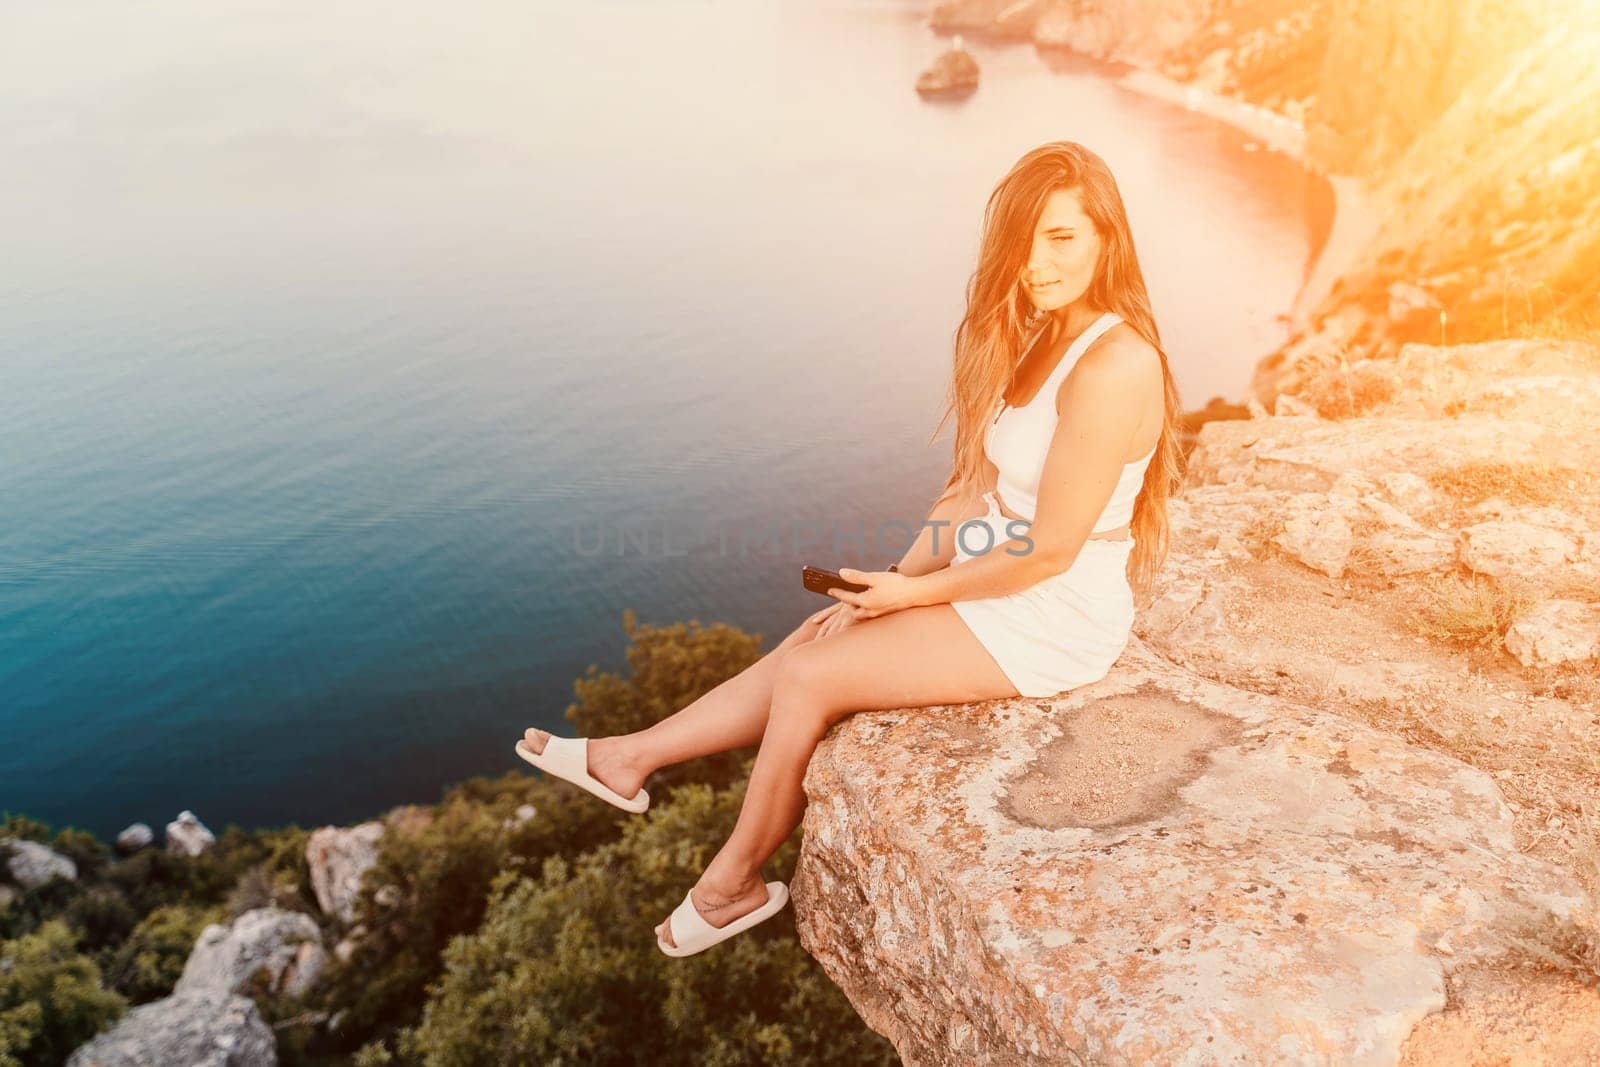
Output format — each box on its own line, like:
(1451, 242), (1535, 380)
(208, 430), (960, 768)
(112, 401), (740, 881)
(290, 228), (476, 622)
(1107, 65), (1377, 338)
(1288, 172), (1383, 332)
(1113, 65), (1309, 167)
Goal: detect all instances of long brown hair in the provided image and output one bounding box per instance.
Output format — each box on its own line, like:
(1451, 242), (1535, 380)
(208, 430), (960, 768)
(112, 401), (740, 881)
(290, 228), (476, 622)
(930, 141), (1184, 600)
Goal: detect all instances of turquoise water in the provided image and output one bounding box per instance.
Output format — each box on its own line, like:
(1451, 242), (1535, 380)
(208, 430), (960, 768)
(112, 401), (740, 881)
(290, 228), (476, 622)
(1, 0), (1320, 840)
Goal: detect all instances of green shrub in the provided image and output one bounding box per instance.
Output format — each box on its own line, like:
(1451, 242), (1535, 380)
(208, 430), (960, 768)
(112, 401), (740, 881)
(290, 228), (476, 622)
(0, 920), (126, 1067)
(320, 772), (627, 1052)
(322, 609), (769, 1054)
(47, 830), (111, 883)
(0, 815), (52, 845)
(99, 902), (228, 1005)
(58, 887), (139, 954)
(388, 778), (897, 1067)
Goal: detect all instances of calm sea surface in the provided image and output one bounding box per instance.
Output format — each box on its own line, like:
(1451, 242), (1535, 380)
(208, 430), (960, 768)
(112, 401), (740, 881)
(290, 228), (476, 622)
(1, 0), (1321, 839)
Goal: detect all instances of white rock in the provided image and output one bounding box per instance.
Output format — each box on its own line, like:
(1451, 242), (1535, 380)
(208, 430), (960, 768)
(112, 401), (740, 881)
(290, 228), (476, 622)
(2, 838), (78, 889)
(1377, 471), (1437, 514)
(165, 811), (216, 857)
(176, 906), (327, 999)
(306, 822), (385, 925)
(1505, 600), (1600, 668)
(1361, 527), (1457, 576)
(1273, 393), (1319, 417)
(1459, 521), (1577, 578)
(115, 823), (154, 854)
(1357, 494), (1423, 530)
(66, 989), (276, 1066)
(1213, 530), (1253, 561)
(1275, 509), (1353, 577)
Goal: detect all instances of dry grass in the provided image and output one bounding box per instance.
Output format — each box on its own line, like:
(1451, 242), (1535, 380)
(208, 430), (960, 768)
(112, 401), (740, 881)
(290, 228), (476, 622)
(1496, 280), (1600, 349)
(1426, 459), (1598, 508)
(1238, 514), (1283, 557)
(1438, 271), (1600, 353)
(1545, 661), (1600, 707)
(1289, 344), (1401, 419)
(1503, 791), (1600, 990)
(1502, 911), (1600, 990)
(1408, 571), (1540, 649)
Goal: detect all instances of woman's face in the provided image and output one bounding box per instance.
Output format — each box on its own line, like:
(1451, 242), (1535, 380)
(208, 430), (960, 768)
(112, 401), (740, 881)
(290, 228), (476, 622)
(1019, 186), (1103, 314)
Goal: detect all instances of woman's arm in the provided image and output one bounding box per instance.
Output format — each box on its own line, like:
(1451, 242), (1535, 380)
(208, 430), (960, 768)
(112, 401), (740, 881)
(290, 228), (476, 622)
(829, 340), (1153, 616)
(890, 458), (998, 577)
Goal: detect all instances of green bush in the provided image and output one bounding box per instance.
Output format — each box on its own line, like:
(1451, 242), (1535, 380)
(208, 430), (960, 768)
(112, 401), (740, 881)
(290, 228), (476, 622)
(0, 920), (126, 1067)
(2, 611), (894, 1066)
(320, 771), (627, 1052)
(387, 778), (897, 1067)
(59, 887), (139, 954)
(98, 823), (313, 923)
(0, 815), (52, 845)
(322, 609), (770, 1054)
(99, 902), (229, 1005)
(47, 830), (111, 883)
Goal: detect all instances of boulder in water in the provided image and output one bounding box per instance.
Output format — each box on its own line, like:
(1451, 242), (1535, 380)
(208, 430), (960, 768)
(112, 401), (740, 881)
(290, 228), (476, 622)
(916, 37), (979, 99)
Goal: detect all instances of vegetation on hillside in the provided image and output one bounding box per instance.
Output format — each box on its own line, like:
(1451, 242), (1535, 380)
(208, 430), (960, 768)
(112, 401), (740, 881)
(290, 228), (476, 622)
(1, 612), (897, 1066)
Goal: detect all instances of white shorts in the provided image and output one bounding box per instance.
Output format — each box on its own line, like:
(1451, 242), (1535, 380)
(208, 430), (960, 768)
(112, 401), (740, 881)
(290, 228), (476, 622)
(948, 491), (1136, 698)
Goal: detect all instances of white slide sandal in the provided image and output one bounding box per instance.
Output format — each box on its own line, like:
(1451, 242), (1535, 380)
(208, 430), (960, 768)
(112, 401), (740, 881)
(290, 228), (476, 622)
(656, 881), (790, 958)
(514, 736), (650, 814)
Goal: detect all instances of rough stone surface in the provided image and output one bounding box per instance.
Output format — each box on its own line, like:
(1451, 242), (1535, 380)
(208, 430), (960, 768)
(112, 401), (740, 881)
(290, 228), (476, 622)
(915, 43), (979, 97)
(65, 989), (276, 1067)
(306, 821), (385, 925)
(792, 647), (1599, 1065)
(176, 906), (327, 999)
(114, 823), (154, 855)
(1459, 520), (1580, 581)
(166, 810), (217, 857)
(1505, 600), (1600, 668)
(791, 335), (1600, 1062)
(2, 838), (78, 889)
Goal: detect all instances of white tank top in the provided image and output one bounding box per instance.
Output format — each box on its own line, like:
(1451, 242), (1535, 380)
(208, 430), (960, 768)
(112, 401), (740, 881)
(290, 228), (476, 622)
(984, 310), (1156, 533)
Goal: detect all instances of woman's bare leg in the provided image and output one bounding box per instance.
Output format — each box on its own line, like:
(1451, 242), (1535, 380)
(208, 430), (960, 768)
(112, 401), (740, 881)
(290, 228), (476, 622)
(521, 610), (833, 799)
(656, 600), (1019, 948)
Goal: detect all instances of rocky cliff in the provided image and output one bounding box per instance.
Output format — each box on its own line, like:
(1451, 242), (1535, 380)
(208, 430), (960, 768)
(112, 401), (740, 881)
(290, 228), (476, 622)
(928, 0), (1600, 405)
(793, 336), (1600, 1063)
(1262, 14), (1600, 402)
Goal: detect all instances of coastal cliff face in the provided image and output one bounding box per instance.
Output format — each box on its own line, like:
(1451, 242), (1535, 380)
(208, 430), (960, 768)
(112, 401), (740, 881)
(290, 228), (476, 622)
(793, 336), (1600, 1063)
(1263, 15), (1600, 402)
(1303, 0), (1583, 175)
(929, 0), (1600, 403)
(930, 0), (1331, 119)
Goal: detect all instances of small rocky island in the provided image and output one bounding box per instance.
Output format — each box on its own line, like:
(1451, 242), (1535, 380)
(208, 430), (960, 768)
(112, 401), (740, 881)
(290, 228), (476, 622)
(916, 35), (979, 99)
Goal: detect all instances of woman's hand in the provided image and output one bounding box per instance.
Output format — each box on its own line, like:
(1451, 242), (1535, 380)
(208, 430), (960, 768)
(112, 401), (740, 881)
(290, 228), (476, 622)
(823, 568), (923, 620)
(807, 600), (861, 639)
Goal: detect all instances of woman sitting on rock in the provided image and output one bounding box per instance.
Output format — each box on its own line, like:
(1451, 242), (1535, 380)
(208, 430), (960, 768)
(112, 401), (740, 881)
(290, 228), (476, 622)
(518, 140), (1183, 956)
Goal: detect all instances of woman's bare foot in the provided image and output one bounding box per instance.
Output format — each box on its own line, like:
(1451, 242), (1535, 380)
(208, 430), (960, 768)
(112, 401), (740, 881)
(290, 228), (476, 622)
(655, 867), (770, 950)
(521, 728), (649, 800)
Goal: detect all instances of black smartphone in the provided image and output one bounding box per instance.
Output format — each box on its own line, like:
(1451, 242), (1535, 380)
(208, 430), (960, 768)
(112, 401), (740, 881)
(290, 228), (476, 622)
(801, 564), (868, 597)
